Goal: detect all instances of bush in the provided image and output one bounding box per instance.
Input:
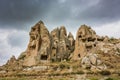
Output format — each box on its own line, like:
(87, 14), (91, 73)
(18, 52), (26, 60)
(48, 78), (53, 80)
(62, 72), (70, 76)
(71, 72), (76, 74)
(70, 71), (84, 75)
(53, 66), (58, 71)
(59, 63), (66, 69)
(15, 73), (27, 77)
(85, 65), (91, 69)
(90, 78), (99, 80)
(86, 71), (94, 74)
(109, 37), (115, 42)
(76, 70), (84, 74)
(117, 48), (120, 53)
(105, 77), (114, 80)
(99, 70), (111, 75)
(118, 72), (120, 76)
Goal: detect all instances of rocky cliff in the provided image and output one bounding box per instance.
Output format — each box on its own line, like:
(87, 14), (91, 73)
(2, 21), (120, 72)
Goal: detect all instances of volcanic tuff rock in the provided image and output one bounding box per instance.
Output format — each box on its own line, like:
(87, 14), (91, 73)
(17, 21), (75, 66)
(4, 21), (120, 71)
(22, 21), (51, 66)
(81, 53), (107, 71)
(6, 55), (17, 66)
(72, 25), (97, 60)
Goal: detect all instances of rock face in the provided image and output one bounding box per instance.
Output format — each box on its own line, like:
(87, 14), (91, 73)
(19, 21), (75, 66)
(72, 25), (97, 60)
(50, 26), (74, 61)
(5, 20), (120, 70)
(6, 56), (17, 66)
(81, 53), (107, 71)
(23, 21), (51, 66)
(68, 32), (75, 52)
(4, 56), (22, 71)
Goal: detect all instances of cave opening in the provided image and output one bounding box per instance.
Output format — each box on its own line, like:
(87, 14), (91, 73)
(41, 55), (48, 60)
(78, 54), (81, 58)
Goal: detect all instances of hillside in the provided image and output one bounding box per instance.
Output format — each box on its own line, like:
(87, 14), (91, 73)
(0, 21), (120, 80)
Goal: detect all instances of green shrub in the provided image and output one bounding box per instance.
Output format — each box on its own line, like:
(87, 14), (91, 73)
(48, 78), (53, 80)
(71, 72), (76, 74)
(85, 65), (91, 69)
(53, 66), (58, 71)
(105, 77), (114, 80)
(70, 71), (84, 75)
(90, 78), (99, 80)
(62, 72), (70, 76)
(99, 70), (111, 75)
(86, 71), (94, 74)
(59, 63), (66, 69)
(109, 37), (115, 42)
(15, 73), (27, 77)
(118, 72), (120, 76)
(18, 52), (26, 60)
(76, 70), (84, 74)
(49, 73), (60, 76)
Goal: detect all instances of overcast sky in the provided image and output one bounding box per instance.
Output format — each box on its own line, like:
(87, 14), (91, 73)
(0, 0), (120, 65)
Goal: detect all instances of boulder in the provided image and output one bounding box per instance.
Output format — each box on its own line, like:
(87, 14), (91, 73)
(81, 53), (107, 71)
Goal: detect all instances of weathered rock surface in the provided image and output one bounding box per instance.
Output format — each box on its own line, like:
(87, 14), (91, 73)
(6, 55), (17, 66)
(72, 25), (97, 60)
(3, 21), (120, 71)
(81, 53), (107, 71)
(22, 21), (51, 66)
(50, 26), (74, 61)
(3, 56), (22, 71)
(17, 21), (75, 66)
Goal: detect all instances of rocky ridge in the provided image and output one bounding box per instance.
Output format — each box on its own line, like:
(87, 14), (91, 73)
(1, 21), (120, 75)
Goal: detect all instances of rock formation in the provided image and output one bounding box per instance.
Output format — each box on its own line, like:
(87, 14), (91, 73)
(81, 53), (107, 71)
(6, 55), (17, 66)
(72, 25), (97, 60)
(68, 32), (75, 53)
(21, 21), (51, 66)
(3, 21), (120, 71)
(18, 21), (75, 66)
(50, 26), (73, 61)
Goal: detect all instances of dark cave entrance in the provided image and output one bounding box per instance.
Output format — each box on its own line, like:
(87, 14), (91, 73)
(41, 55), (48, 60)
(78, 54), (81, 58)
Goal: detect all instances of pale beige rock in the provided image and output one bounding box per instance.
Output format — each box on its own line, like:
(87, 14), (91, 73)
(7, 21), (119, 69)
(81, 53), (107, 71)
(6, 55), (16, 65)
(51, 26), (72, 61)
(22, 21), (51, 66)
(72, 25), (97, 60)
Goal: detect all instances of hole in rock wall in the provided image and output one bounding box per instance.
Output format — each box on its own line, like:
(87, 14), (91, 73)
(78, 54), (81, 58)
(78, 35), (82, 38)
(87, 38), (95, 42)
(41, 55), (48, 60)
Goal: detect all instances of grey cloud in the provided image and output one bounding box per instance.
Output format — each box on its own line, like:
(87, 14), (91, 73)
(76, 0), (120, 26)
(0, 0), (120, 30)
(0, 0), (100, 30)
(0, 0), (56, 29)
(7, 30), (29, 48)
